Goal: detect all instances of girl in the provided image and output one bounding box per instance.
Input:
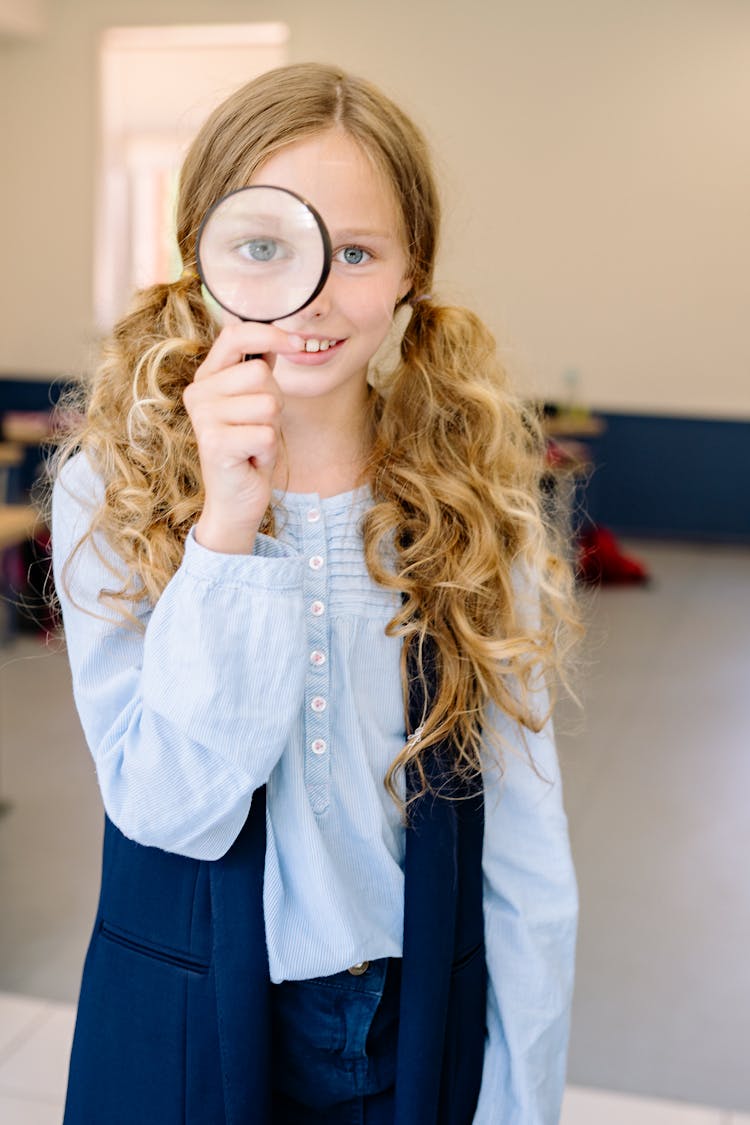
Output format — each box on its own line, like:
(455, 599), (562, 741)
(51, 62), (579, 1125)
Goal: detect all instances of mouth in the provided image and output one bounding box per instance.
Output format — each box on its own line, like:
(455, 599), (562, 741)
(283, 336), (346, 366)
(298, 337), (341, 353)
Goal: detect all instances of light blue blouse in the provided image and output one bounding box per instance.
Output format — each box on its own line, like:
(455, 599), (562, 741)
(52, 451), (578, 1125)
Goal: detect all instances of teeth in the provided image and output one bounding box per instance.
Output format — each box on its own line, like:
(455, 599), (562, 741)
(303, 338), (337, 352)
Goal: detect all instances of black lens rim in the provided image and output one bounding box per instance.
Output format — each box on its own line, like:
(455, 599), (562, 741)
(195, 184), (332, 323)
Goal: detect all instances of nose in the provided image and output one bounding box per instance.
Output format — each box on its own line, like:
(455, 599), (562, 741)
(278, 273), (333, 330)
(302, 275), (333, 319)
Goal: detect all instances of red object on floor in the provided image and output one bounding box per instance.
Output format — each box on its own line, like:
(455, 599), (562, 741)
(576, 525), (650, 585)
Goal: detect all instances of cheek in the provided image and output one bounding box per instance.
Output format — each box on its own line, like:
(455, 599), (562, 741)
(348, 279), (407, 332)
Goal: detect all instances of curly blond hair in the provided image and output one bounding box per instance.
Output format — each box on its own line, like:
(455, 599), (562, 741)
(52, 62), (581, 801)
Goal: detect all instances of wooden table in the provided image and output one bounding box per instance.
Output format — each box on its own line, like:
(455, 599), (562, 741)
(0, 504), (43, 811)
(0, 504), (39, 550)
(542, 411), (606, 439)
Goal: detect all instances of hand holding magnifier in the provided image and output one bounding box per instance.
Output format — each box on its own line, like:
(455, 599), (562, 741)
(196, 186), (332, 358)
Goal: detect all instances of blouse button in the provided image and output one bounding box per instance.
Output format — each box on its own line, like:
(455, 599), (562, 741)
(309, 555), (324, 571)
(311, 696), (327, 713)
(311, 738), (327, 755)
(310, 600), (325, 617)
(307, 508), (321, 523)
(310, 650), (326, 667)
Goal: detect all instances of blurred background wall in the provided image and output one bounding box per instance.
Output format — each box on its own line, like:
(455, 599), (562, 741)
(2, 0), (748, 544)
(0, 0), (748, 420)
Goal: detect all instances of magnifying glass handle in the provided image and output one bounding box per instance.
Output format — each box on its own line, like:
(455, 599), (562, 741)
(244, 353), (262, 361)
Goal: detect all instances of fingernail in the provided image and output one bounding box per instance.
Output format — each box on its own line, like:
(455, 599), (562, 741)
(287, 334), (305, 351)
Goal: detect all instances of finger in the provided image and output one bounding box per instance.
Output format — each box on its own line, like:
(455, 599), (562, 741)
(195, 323), (304, 380)
(195, 421), (279, 471)
(187, 362), (285, 407)
(245, 425), (279, 470)
(194, 392), (283, 429)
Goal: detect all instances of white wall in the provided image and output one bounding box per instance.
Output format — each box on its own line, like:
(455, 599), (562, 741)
(0, 0), (748, 418)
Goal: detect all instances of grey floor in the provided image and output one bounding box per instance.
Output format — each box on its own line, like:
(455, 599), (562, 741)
(557, 542), (750, 1114)
(0, 540), (748, 1113)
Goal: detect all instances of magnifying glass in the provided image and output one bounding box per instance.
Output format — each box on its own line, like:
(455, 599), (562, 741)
(196, 185), (332, 355)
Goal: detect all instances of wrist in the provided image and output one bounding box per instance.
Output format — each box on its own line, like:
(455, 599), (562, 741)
(194, 513), (259, 555)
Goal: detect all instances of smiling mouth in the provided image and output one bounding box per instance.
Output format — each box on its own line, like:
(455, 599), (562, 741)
(300, 338), (340, 353)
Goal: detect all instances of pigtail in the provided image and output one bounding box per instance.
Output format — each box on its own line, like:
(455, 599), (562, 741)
(51, 273), (216, 611)
(363, 298), (580, 804)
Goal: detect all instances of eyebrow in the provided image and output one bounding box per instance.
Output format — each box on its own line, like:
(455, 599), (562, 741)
(331, 228), (395, 241)
(214, 212), (284, 230)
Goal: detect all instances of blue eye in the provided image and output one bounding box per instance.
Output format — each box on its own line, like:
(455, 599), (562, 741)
(237, 238), (283, 262)
(335, 246), (372, 266)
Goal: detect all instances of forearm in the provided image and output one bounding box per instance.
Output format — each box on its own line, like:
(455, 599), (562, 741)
(54, 459), (307, 857)
(65, 538), (307, 858)
(474, 714), (578, 1123)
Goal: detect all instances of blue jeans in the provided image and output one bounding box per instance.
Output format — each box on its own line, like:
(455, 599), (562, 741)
(271, 957), (400, 1124)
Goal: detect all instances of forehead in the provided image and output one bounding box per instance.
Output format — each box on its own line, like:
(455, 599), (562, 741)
(250, 129), (404, 239)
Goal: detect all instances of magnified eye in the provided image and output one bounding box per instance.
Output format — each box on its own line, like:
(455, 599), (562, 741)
(197, 184), (332, 322)
(237, 237), (288, 263)
(335, 246), (372, 266)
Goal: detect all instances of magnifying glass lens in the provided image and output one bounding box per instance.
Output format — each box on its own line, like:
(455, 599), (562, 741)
(197, 186), (330, 323)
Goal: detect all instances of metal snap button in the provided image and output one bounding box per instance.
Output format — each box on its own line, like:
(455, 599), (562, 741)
(347, 961), (370, 976)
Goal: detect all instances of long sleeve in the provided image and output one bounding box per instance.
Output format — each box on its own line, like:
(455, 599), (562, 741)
(474, 708), (578, 1124)
(52, 452), (308, 859)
